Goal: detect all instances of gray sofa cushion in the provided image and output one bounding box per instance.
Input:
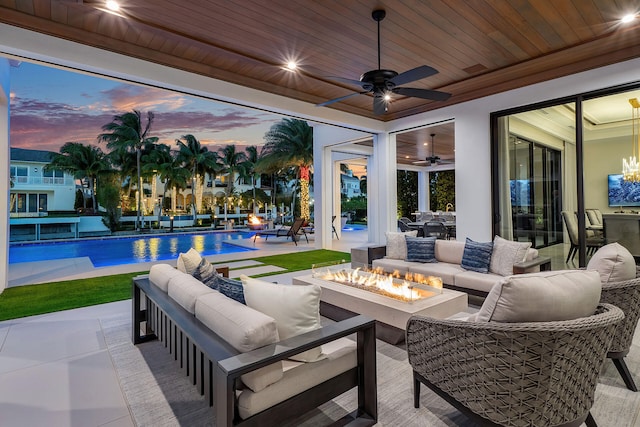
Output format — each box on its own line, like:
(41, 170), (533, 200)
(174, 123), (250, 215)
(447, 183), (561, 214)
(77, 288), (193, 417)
(372, 258), (413, 275)
(237, 337), (357, 419)
(167, 272), (215, 314)
(409, 262), (465, 285)
(454, 270), (504, 294)
(149, 263), (183, 293)
(434, 239), (465, 264)
(195, 291), (283, 392)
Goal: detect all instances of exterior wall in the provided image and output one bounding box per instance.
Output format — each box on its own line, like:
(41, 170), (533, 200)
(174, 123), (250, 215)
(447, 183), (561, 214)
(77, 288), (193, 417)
(9, 159), (76, 214)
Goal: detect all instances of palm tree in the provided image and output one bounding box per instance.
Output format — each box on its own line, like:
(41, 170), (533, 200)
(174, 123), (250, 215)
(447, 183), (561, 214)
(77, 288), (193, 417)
(142, 143), (185, 214)
(260, 118), (313, 220)
(218, 144), (247, 211)
(239, 145), (261, 213)
(176, 134), (220, 224)
(98, 110), (158, 230)
(46, 142), (111, 211)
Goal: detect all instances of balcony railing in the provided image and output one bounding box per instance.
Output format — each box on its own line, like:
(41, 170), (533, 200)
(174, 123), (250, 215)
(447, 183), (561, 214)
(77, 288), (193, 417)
(13, 176), (74, 186)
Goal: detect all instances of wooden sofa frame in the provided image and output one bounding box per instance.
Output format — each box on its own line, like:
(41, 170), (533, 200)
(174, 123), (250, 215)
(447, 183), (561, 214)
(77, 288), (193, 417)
(132, 275), (378, 427)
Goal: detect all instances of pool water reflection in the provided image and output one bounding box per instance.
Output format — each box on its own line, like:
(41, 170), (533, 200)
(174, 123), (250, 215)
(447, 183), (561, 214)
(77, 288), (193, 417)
(9, 231), (256, 267)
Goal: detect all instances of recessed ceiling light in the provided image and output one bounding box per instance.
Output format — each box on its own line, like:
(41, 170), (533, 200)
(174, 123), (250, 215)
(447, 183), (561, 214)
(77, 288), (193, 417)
(423, 142), (428, 146)
(405, 155), (410, 159)
(285, 61), (297, 71)
(105, 0), (120, 11)
(621, 13), (637, 23)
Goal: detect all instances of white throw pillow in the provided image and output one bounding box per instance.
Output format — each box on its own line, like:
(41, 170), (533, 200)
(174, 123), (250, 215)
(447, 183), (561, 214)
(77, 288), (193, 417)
(385, 230), (418, 260)
(177, 248), (202, 274)
(489, 235), (532, 276)
(474, 270), (602, 323)
(587, 242), (636, 284)
(241, 275), (325, 362)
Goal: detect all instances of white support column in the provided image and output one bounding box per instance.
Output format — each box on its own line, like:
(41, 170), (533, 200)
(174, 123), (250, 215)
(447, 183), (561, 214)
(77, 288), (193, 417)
(332, 160), (342, 240)
(0, 58), (10, 293)
(417, 171), (430, 212)
(368, 132), (397, 244)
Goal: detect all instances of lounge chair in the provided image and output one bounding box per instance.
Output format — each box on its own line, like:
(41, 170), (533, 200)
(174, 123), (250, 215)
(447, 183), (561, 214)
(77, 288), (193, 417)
(253, 217), (308, 245)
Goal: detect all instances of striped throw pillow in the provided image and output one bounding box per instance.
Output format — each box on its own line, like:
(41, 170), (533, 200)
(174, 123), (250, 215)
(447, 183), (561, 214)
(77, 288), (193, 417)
(461, 238), (494, 273)
(405, 236), (437, 263)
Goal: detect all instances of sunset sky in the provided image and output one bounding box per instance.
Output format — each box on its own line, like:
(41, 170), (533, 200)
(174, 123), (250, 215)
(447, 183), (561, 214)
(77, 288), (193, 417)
(9, 61), (282, 154)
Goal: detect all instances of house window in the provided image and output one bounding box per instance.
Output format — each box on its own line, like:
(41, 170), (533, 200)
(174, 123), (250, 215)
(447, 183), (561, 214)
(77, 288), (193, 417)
(11, 166), (28, 183)
(43, 169), (63, 184)
(11, 193), (48, 213)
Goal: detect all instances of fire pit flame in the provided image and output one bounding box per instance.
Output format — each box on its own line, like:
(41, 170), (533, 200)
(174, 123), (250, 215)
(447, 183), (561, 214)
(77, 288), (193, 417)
(316, 266), (442, 303)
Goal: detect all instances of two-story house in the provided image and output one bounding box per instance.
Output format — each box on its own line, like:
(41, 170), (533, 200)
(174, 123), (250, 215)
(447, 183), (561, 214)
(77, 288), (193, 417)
(10, 147), (76, 216)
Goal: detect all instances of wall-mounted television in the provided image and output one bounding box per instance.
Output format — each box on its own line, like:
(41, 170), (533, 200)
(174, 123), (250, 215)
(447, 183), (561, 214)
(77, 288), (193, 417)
(608, 174), (640, 207)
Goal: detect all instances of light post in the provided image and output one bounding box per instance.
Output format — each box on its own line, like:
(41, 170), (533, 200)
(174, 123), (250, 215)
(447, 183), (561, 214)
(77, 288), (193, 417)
(169, 215), (174, 233)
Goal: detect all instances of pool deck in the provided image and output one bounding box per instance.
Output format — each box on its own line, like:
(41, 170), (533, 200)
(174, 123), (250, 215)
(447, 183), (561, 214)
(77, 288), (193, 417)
(8, 228), (369, 287)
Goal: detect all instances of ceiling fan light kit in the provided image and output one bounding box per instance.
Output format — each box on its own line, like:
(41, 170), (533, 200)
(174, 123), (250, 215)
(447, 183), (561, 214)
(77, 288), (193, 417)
(317, 9), (452, 115)
(413, 133), (454, 166)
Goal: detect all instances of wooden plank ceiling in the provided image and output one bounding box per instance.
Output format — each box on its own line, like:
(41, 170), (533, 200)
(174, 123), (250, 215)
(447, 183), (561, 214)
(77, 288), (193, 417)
(1, 0), (640, 165)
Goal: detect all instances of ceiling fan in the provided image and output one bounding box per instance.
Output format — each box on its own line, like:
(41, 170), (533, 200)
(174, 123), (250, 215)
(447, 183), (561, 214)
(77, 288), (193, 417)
(413, 133), (454, 166)
(316, 9), (451, 115)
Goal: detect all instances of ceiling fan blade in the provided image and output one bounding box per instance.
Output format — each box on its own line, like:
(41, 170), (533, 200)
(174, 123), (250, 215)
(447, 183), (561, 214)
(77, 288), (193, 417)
(393, 87), (452, 101)
(412, 160), (430, 165)
(388, 65), (438, 86)
(373, 97), (387, 115)
(316, 91), (366, 107)
(327, 76), (370, 89)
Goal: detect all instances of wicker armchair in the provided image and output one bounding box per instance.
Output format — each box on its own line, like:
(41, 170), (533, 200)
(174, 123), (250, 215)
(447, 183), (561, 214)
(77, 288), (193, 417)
(407, 304), (624, 427)
(600, 276), (640, 391)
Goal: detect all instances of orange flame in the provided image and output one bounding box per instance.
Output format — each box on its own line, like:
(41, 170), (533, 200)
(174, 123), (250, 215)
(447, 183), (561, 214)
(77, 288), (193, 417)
(248, 215), (262, 225)
(317, 267), (442, 302)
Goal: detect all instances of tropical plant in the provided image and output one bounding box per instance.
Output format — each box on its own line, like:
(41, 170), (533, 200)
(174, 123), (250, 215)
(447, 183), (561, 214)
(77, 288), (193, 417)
(46, 142), (112, 211)
(97, 173), (122, 232)
(218, 144), (247, 197)
(430, 170), (455, 211)
(142, 143), (189, 214)
(397, 169), (418, 218)
(98, 110), (158, 230)
(260, 118), (313, 220)
(239, 145), (261, 212)
(176, 134), (220, 223)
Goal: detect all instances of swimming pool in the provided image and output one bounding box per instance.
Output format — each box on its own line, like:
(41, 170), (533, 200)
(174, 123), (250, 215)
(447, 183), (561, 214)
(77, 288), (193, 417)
(9, 231), (257, 267)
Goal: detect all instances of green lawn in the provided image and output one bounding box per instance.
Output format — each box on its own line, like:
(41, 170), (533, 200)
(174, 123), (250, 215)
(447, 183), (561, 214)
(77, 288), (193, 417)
(0, 249), (350, 321)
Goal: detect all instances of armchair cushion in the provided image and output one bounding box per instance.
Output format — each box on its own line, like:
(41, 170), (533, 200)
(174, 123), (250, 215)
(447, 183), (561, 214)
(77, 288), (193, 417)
(460, 238), (493, 273)
(587, 242), (636, 284)
(489, 235), (532, 276)
(405, 236), (437, 263)
(385, 230), (418, 260)
(474, 270), (602, 322)
(241, 275), (325, 362)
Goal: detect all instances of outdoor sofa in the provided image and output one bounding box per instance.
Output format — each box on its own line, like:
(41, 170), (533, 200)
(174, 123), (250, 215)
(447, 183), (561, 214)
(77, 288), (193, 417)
(353, 232), (550, 297)
(132, 260), (377, 426)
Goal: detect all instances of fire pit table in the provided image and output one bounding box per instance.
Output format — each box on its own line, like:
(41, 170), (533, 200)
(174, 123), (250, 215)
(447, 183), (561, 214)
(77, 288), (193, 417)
(293, 265), (467, 344)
